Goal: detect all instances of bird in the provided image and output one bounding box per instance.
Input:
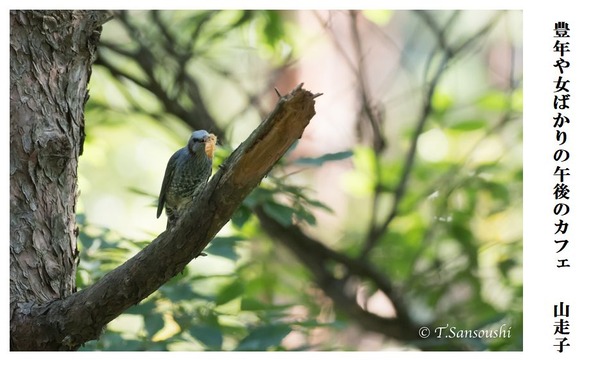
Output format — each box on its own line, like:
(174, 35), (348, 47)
(157, 130), (216, 229)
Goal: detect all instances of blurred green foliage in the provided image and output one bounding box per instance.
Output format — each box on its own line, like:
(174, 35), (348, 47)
(78, 10), (522, 351)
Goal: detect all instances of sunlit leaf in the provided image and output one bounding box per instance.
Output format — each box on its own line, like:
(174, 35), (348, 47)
(432, 90), (454, 114)
(362, 10), (393, 25)
(511, 89), (523, 112)
(477, 91), (509, 111)
(448, 120), (487, 132)
(342, 146), (376, 196)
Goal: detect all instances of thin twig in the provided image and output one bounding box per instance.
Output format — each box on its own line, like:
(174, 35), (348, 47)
(358, 11), (505, 260)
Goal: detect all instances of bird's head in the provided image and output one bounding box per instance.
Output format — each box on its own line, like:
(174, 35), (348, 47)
(187, 130), (211, 155)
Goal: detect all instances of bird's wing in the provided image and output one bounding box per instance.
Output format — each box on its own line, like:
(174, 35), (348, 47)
(157, 150), (180, 218)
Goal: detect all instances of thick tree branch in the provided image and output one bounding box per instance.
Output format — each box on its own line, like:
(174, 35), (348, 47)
(10, 84), (320, 351)
(255, 208), (423, 343)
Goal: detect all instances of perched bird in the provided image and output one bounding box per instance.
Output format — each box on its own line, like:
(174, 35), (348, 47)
(157, 130), (215, 228)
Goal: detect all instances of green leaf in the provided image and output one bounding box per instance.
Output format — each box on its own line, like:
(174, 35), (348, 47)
(477, 91), (509, 111)
(160, 283), (204, 301)
(498, 258), (517, 279)
(126, 299), (157, 316)
(432, 90), (454, 114)
(294, 150), (353, 166)
(304, 198), (333, 213)
(231, 205), (253, 228)
(216, 280), (245, 306)
(240, 297), (267, 311)
(263, 201), (295, 226)
(342, 146), (376, 196)
(294, 207), (316, 226)
(262, 11), (285, 48)
(449, 119), (487, 132)
(188, 325), (223, 350)
(481, 180), (510, 204)
(243, 187), (273, 208)
(144, 314), (165, 338)
(235, 324), (292, 351)
(205, 236), (242, 260)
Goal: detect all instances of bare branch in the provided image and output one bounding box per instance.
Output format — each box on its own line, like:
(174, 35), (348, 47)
(10, 85), (320, 351)
(97, 11), (222, 140)
(349, 10), (386, 153)
(359, 47), (447, 261)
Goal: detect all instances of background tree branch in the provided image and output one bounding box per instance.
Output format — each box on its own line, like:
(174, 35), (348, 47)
(255, 207), (421, 342)
(10, 84), (320, 351)
(95, 10), (224, 140)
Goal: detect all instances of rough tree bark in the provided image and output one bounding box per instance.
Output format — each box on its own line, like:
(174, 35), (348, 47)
(10, 10), (112, 348)
(10, 10), (320, 350)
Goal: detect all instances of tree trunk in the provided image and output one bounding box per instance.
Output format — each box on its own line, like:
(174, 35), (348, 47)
(10, 10), (111, 350)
